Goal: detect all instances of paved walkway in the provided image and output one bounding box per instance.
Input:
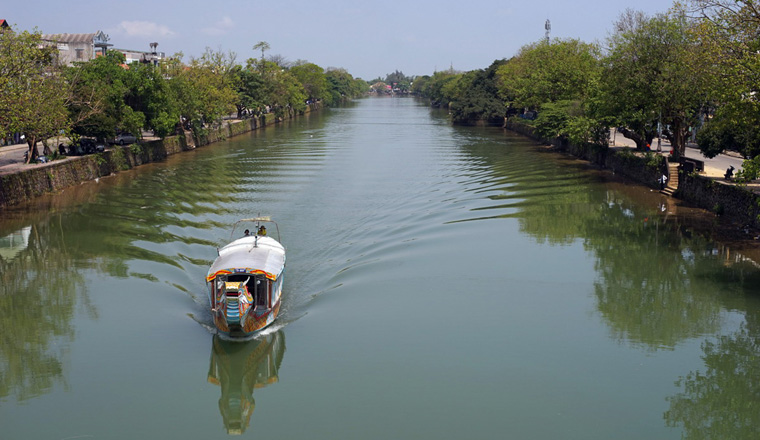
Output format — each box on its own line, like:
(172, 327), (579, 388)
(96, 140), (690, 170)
(607, 130), (760, 195)
(0, 143), (40, 176)
(608, 130), (745, 179)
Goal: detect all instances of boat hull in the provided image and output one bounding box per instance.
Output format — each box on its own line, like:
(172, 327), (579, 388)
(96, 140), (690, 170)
(207, 232), (286, 338)
(212, 299), (281, 337)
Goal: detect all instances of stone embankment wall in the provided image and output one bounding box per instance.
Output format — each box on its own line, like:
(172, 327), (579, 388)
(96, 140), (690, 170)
(0, 104), (319, 209)
(505, 119), (760, 228)
(506, 120), (663, 190)
(679, 174), (760, 226)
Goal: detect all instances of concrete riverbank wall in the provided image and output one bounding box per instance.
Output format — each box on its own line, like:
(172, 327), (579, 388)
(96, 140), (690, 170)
(505, 119), (760, 229)
(0, 104), (319, 209)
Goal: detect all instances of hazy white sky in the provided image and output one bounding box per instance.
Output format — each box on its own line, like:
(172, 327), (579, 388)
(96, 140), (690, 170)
(5, 0), (673, 80)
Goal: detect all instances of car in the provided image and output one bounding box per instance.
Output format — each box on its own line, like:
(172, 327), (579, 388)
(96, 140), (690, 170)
(110, 132), (137, 145)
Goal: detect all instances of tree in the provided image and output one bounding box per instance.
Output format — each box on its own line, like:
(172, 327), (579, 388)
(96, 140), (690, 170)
(269, 68), (307, 115)
(164, 49), (238, 132)
(65, 51), (133, 141)
(370, 81), (388, 94)
(449, 60), (506, 125)
(232, 65), (266, 118)
(419, 69), (461, 107)
(496, 38), (600, 111)
(0, 28), (70, 162)
(324, 68), (367, 105)
(124, 62), (178, 138)
(246, 59), (305, 115)
(289, 62), (328, 102)
(595, 8), (716, 157)
(267, 53), (291, 68)
(697, 102), (760, 158)
(495, 40), (603, 143)
(253, 41), (270, 61)
(189, 47), (239, 124)
(410, 75), (430, 96)
(666, 322), (760, 438)
(687, 1), (760, 165)
(384, 70), (411, 92)
(688, 0), (760, 93)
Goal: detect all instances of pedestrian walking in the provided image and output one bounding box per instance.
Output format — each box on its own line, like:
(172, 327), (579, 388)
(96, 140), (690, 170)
(725, 166), (735, 181)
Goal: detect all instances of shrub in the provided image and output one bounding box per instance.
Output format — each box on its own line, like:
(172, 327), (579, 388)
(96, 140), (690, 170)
(644, 152), (664, 169)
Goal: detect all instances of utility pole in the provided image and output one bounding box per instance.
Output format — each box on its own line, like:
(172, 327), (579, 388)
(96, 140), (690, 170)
(657, 112), (662, 152)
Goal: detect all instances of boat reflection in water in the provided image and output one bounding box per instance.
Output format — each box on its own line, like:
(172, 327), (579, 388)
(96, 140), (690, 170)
(206, 330), (285, 435)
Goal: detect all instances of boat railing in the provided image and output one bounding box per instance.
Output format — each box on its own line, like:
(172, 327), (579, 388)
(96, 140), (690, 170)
(230, 217), (282, 243)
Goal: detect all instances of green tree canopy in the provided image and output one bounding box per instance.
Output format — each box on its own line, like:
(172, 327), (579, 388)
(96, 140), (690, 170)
(0, 28), (70, 161)
(66, 51), (140, 141)
(496, 38), (601, 110)
(410, 75), (430, 96)
(449, 60), (506, 125)
(688, 1), (760, 164)
(324, 68), (367, 105)
(595, 8), (716, 157)
(417, 69), (461, 107)
(384, 70), (411, 92)
(164, 49), (238, 131)
(290, 62), (328, 102)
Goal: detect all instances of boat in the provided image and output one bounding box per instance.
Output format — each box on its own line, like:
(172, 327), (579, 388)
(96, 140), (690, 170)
(206, 217), (285, 337)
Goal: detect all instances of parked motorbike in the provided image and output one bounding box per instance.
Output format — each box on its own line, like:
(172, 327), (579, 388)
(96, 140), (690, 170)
(23, 151), (48, 163)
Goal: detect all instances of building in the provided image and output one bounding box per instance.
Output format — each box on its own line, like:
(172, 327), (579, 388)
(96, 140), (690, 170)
(115, 44), (166, 66)
(41, 30), (112, 65)
(41, 30), (166, 67)
(0, 19), (10, 31)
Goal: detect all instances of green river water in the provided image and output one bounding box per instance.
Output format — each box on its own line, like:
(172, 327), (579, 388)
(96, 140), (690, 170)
(1, 97), (759, 439)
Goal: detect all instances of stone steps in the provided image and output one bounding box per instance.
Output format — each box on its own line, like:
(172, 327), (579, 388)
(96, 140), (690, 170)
(660, 163), (679, 196)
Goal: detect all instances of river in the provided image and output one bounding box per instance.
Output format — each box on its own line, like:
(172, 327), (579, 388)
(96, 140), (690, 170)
(1, 97), (759, 439)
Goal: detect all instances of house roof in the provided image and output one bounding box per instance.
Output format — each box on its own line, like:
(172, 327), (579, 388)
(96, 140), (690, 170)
(0, 19), (10, 29)
(41, 33), (97, 44)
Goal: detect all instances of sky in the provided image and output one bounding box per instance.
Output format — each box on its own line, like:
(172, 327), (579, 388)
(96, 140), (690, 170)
(5, 0), (674, 80)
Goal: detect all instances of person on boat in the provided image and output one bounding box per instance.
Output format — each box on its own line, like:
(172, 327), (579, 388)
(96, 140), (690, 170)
(257, 226), (266, 236)
(244, 229), (250, 236)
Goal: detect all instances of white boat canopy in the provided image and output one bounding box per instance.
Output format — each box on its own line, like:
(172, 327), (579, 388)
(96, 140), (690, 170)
(206, 236), (285, 282)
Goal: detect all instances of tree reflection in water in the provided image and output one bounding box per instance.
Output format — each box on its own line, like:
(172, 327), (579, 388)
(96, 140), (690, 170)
(206, 330), (285, 435)
(459, 135), (760, 349)
(0, 137), (289, 405)
(465, 138), (760, 437)
(665, 314), (760, 439)
(0, 218), (93, 402)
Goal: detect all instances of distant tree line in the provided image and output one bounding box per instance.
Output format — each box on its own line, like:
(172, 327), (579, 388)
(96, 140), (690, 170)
(411, 1), (760, 181)
(369, 70), (413, 94)
(0, 31), (368, 163)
